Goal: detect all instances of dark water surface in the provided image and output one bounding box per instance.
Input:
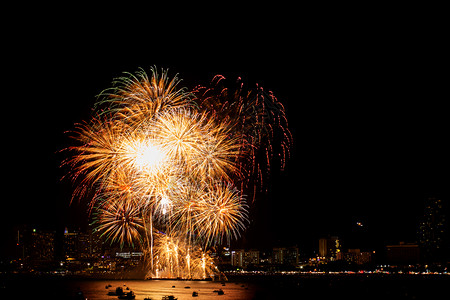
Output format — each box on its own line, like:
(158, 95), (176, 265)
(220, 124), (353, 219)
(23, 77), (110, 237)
(2, 274), (449, 299)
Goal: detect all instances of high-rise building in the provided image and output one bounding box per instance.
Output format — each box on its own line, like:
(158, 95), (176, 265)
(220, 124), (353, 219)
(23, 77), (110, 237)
(231, 249), (260, 268)
(319, 236), (341, 260)
(231, 249), (245, 267)
(90, 228), (104, 259)
(343, 249), (373, 265)
(63, 228), (79, 260)
(14, 225), (55, 268)
(245, 249), (260, 266)
(217, 247), (231, 265)
(15, 226), (56, 267)
(417, 197), (447, 263)
(78, 231), (91, 259)
(63, 227), (105, 261)
(386, 242), (420, 264)
(272, 247), (299, 266)
(30, 228), (55, 263)
(272, 248), (284, 264)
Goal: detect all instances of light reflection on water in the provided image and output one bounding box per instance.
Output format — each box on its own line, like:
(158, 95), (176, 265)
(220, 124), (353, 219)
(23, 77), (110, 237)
(72, 280), (255, 300)
(5, 274), (449, 299)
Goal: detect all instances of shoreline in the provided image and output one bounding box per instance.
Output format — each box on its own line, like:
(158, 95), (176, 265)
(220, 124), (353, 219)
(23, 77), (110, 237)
(2, 270), (448, 282)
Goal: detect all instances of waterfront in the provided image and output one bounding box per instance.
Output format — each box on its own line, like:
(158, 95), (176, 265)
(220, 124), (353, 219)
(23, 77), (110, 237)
(2, 273), (449, 299)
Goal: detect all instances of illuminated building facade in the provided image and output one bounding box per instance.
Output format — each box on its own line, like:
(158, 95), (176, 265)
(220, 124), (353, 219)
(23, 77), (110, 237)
(231, 249), (260, 268)
(63, 227), (104, 261)
(319, 236), (341, 260)
(273, 247), (299, 265)
(343, 249), (373, 265)
(30, 228), (55, 263)
(231, 249), (245, 267)
(246, 249), (260, 266)
(417, 197), (447, 263)
(15, 226), (56, 268)
(386, 242), (420, 264)
(63, 228), (78, 260)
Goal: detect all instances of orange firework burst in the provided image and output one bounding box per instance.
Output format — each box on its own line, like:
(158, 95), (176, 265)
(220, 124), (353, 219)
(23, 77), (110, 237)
(94, 196), (144, 247)
(97, 67), (193, 125)
(152, 108), (241, 183)
(196, 183), (248, 246)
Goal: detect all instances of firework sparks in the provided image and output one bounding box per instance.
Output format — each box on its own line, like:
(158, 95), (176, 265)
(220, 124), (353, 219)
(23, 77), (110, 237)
(196, 183), (248, 246)
(94, 196), (144, 247)
(65, 67), (290, 279)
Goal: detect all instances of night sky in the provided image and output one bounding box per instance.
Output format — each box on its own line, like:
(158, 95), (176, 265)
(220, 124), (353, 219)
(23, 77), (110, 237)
(2, 8), (448, 257)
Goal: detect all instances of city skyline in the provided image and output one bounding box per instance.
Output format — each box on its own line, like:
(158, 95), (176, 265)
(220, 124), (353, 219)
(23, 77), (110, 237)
(5, 195), (448, 265)
(6, 212), (448, 276)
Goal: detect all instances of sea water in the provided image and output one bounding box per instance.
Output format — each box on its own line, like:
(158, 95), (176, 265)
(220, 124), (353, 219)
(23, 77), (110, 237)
(3, 278), (256, 300)
(3, 274), (450, 299)
(70, 280), (255, 300)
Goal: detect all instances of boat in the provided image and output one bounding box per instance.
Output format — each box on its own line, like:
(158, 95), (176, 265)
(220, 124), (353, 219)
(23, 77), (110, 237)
(108, 287), (124, 296)
(192, 291), (198, 297)
(118, 291), (135, 299)
(184, 286), (190, 289)
(213, 289), (224, 295)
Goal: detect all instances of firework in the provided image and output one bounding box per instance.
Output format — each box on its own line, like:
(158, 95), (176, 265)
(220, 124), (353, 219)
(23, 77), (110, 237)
(193, 75), (292, 192)
(94, 196), (144, 247)
(196, 183), (248, 247)
(97, 67), (193, 122)
(152, 108), (241, 183)
(65, 67), (290, 279)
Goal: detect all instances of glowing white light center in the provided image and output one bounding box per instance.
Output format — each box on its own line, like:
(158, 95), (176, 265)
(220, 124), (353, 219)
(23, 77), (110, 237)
(161, 196), (170, 215)
(137, 144), (165, 168)
(126, 140), (167, 171)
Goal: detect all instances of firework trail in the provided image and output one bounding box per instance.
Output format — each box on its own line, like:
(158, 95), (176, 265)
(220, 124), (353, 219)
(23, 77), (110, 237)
(65, 67), (290, 279)
(193, 75), (292, 193)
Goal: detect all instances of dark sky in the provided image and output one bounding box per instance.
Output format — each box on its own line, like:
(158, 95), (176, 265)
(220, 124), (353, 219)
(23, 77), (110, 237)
(2, 8), (448, 256)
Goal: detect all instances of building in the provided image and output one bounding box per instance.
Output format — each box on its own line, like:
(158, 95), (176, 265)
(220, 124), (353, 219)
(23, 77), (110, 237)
(245, 249), (260, 266)
(63, 227), (105, 261)
(272, 248), (284, 264)
(231, 249), (260, 268)
(30, 228), (55, 264)
(386, 242), (420, 264)
(78, 231), (91, 259)
(273, 247), (299, 266)
(359, 251), (373, 265)
(343, 249), (373, 265)
(417, 197), (447, 263)
(319, 236), (341, 260)
(215, 247), (231, 267)
(63, 228), (79, 260)
(90, 228), (104, 259)
(231, 249), (245, 268)
(115, 250), (144, 259)
(15, 226), (56, 268)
